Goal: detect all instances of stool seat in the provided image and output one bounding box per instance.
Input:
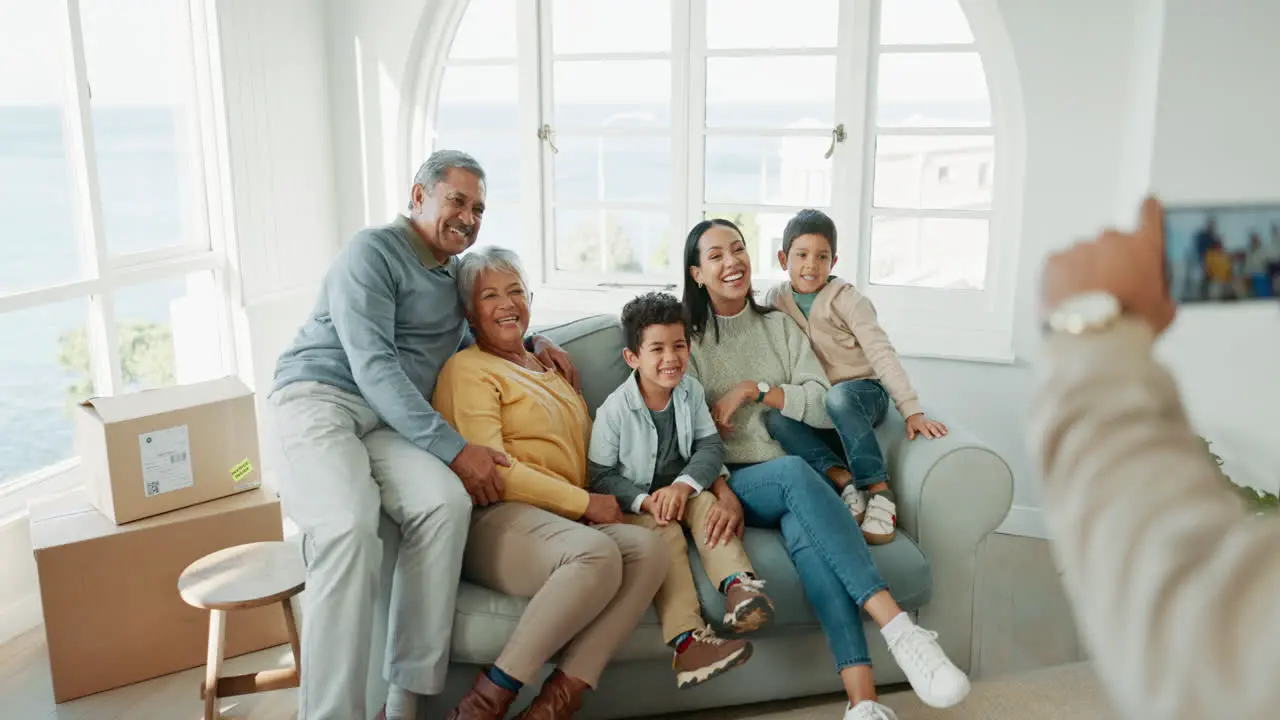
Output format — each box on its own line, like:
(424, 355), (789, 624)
(179, 541), (305, 611)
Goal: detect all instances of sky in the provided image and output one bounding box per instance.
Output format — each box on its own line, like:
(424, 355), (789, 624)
(445, 0), (986, 106)
(0, 0), (188, 107)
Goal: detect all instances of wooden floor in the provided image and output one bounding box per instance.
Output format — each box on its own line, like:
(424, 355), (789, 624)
(0, 533), (1087, 719)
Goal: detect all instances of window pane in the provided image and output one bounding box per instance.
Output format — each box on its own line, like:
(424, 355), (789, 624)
(873, 135), (994, 210)
(0, 299), (91, 485)
(434, 65), (520, 203)
(877, 53), (990, 127)
(468, 202), (533, 271)
(0, 0), (80, 293)
(80, 0), (206, 255)
(554, 208), (668, 274)
(554, 135), (670, 204)
(706, 56), (836, 129)
(113, 271), (224, 391)
(701, 209), (794, 279)
(706, 0), (838, 50)
(554, 60), (669, 129)
(880, 0), (975, 45)
(448, 0), (517, 60)
(552, 0), (670, 54)
(705, 135), (832, 206)
(869, 216), (988, 289)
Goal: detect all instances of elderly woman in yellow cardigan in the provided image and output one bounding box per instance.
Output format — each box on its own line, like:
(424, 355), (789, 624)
(432, 246), (668, 720)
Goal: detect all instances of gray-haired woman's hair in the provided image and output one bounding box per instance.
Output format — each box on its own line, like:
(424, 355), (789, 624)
(456, 246), (529, 314)
(408, 149), (486, 211)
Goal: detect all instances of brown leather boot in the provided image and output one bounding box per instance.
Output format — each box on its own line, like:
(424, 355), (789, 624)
(446, 670), (518, 720)
(515, 669), (590, 719)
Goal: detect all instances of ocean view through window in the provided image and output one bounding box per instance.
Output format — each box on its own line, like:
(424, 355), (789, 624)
(0, 0), (230, 488)
(428, 0), (1019, 361)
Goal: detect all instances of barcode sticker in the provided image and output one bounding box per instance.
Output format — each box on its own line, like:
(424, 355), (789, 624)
(138, 425), (194, 498)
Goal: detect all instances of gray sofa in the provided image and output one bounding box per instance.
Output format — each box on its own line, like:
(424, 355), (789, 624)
(364, 314), (1014, 719)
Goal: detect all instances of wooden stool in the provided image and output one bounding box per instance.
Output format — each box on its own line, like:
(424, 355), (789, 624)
(178, 541), (305, 720)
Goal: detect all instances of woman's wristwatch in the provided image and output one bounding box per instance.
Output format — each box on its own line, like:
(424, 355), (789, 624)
(755, 382), (770, 402)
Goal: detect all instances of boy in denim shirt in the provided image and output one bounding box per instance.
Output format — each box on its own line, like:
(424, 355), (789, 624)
(589, 292), (774, 689)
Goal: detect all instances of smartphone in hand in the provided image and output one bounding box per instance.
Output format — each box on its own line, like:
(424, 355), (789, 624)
(1164, 202), (1280, 303)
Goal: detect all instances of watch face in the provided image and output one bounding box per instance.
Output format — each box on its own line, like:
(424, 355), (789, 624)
(757, 382), (769, 393)
(1051, 291), (1120, 332)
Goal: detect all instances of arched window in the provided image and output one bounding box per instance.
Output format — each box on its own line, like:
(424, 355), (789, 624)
(428, 0), (1022, 361)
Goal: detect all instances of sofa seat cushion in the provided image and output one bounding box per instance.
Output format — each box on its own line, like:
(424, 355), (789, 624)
(448, 526), (931, 666)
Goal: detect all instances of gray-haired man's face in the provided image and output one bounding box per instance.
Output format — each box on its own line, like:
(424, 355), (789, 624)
(411, 167), (486, 260)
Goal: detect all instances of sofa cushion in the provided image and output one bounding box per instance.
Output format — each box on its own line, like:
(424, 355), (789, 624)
(448, 526), (931, 666)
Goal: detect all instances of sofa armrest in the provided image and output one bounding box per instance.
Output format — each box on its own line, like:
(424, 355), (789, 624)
(875, 411), (1014, 673)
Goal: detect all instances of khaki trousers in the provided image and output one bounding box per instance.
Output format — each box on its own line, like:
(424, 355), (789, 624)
(623, 492), (756, 644)
(462, 502), (668, 687)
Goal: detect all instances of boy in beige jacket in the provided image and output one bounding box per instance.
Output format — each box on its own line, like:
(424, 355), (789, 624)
(763, 209), (948, 544)
(1032, 197), (1280, 719)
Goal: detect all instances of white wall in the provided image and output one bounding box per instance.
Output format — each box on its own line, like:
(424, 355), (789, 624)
(1145, 0), (1280, 493)
(213, 0), (343, 480)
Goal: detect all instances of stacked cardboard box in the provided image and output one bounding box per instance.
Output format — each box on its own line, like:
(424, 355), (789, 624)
(30, 376), (292, 703)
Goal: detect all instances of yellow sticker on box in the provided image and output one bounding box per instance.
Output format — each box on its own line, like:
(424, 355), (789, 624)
(230, 459), (254, 483)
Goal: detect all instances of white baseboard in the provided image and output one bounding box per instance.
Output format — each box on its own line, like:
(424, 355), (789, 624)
(995, 504), (1049, 539)
(0, 591), (42, 646)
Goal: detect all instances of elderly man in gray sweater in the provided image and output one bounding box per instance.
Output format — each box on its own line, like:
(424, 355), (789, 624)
(269, 150), (577, 720)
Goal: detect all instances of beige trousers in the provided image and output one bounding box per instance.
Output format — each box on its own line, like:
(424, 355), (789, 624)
(462, 502), (668, 687)
(623, 492), (756, 643)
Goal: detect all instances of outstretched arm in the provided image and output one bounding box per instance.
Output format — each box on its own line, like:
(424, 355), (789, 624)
(1029, 319), (1280, 719)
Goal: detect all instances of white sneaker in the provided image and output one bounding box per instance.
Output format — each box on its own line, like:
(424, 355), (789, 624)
(844, 700), (899, 719)
(841, 485), (868, 524)
(860, 494), (897, 545)
(887, 626), (971, 708)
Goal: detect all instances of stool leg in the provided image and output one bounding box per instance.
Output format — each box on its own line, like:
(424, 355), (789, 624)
(204, 609), (227, 720)
(282, 597), (302, 674)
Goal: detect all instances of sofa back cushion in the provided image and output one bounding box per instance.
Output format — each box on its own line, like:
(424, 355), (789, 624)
(536, 314), (631, 418)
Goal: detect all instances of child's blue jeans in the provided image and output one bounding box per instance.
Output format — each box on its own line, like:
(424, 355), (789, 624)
(764, 379), (891, 488)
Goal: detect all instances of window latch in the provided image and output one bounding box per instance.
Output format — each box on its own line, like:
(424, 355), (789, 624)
(824, 123), (847, 159)
(538, 124), (559, 154)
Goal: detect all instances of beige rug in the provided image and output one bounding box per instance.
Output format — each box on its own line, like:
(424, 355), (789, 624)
(880, 662), (1115, 719)
(705, 662), (1115, 719)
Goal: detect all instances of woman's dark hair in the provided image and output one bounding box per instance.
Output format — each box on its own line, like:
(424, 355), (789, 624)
(681, 217), (773, 344)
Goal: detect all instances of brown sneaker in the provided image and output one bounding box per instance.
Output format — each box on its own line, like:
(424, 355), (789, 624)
(723, 574), (775, 633)
(446, 670), (518, 720)
(515, 668), (589, 720)
(673, 627), (753, 689)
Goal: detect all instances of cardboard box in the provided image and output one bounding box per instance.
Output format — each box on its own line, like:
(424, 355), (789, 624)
(75, 375), (263, 524)
(30, 487), (290, 703)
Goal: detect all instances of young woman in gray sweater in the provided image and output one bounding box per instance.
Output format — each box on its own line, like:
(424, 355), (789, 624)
(680, 218), (969, 720)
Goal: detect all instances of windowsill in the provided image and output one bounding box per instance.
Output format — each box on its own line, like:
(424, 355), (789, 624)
(0, 459), (84, 526)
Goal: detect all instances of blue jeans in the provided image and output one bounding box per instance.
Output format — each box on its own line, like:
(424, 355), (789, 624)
(728, 456), (889, 669)
(764, 379), (891, 488)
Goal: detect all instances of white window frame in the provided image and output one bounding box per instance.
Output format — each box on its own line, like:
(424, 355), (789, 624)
(0, 0), (236, 517)
(409, 0), (1024, 362)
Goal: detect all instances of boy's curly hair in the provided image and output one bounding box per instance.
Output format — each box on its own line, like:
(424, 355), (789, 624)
(621, 292), (688, 353)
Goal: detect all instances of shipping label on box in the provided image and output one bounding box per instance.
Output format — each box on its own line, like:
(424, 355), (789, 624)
(75, 375), (263, 524)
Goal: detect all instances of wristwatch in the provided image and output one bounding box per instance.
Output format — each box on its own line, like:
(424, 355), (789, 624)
(755, 382), (770, 402)
(1044, 291), (1122, 335)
